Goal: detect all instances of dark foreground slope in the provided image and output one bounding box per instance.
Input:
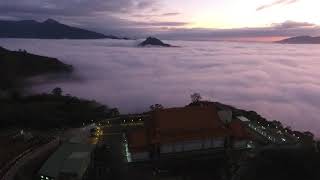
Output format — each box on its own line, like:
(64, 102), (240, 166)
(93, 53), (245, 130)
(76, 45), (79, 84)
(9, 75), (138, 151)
(235, 147), (320, 180)
(0, 19), (122, 39)
(0, 46), (73, 90)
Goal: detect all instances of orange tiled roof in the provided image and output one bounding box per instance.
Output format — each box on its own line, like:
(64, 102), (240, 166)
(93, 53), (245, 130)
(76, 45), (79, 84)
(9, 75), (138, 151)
(152, 106), (224, 130)
(229, 119), (252, 140)
(150, 106), (230, 143)
(127, 106), (251, 153)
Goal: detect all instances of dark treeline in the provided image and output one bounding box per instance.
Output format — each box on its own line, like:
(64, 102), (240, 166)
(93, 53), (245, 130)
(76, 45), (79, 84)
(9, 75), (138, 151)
(0, 46), (120, 130)
(236, 147), (320, 180)
(0, 89), (119, 129)
(0, 46), (73, 91)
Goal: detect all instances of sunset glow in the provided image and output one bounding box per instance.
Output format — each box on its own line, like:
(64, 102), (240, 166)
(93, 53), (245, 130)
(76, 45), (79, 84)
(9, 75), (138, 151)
(1, 0), (320, 39)
(158, 0), (320, 29)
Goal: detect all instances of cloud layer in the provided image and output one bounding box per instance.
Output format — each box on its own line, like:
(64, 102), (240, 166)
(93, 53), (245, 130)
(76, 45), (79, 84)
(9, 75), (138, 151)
(1, 38), (320, 136)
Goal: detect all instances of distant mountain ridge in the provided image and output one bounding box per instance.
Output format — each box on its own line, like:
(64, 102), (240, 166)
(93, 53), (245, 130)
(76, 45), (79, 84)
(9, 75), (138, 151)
(139, 37), (171, 47)
(0, 18), (125, 39)
(277, 36), (320, 44)
(139, 37), (177, 47)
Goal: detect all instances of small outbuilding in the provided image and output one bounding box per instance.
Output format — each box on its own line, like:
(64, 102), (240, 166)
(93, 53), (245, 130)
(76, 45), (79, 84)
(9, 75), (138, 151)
(38, 142), (95, 180)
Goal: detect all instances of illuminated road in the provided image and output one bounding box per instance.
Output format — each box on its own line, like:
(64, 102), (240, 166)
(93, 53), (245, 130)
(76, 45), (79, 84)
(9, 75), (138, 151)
(58, 124), (102, 145)
(97, 125), (128, 180)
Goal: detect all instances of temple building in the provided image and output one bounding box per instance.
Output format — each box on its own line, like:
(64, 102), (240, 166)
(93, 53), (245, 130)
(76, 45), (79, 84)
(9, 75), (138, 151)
(124, 105), (252, 162)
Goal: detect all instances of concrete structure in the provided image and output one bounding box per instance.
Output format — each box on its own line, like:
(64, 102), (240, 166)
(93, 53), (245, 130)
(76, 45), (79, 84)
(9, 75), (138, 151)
(38, 142), (95, 180)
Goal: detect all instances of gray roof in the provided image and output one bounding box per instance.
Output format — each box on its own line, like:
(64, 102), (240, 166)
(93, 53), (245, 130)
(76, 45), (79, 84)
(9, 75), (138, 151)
(38, 142), (95, 178)
(237, 116), (250, 122)
(61, 152), (91, 177)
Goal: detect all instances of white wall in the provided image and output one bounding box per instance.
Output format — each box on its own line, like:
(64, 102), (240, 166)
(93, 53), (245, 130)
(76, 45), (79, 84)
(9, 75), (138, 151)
(160, 138), (225, 154)
(131, 152), (149, 161)
(233, 140), (248, 148)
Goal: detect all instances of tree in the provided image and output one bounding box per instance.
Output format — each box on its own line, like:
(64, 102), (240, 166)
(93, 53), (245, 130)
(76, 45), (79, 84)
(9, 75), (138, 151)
(190, 93), (202, 103)
(52, 87), (63, 96)
(299, 131), (315, 145)
(150, 104), (164, 111)
(271, 120), (283, 129)
(284, 126), (292, 134)
(303, 131), (314, 139)
(110, 108), (119, 117)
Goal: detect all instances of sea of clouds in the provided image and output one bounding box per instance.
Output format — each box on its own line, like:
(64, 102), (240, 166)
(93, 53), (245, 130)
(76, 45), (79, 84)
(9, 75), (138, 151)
(1, 38), (320, 136)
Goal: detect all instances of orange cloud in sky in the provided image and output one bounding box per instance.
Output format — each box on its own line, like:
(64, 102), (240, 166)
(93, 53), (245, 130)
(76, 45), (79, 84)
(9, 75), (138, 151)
(257, 0), (299, 11)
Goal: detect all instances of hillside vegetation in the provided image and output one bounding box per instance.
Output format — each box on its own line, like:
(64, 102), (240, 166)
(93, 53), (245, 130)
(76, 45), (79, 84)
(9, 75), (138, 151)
(0, 46), (73, 90)
(0, 90), (118, 129)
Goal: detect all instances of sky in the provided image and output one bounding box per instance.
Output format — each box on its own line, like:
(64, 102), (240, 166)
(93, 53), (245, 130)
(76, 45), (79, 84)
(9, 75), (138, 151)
(1, 0), (320, 40)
